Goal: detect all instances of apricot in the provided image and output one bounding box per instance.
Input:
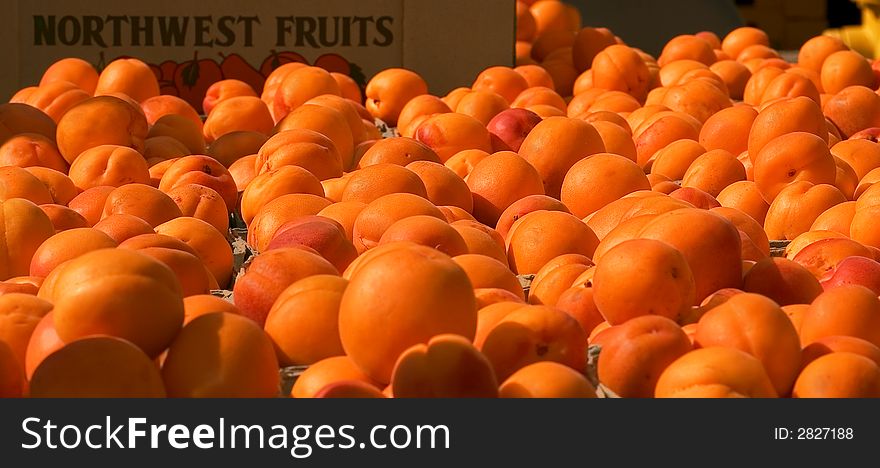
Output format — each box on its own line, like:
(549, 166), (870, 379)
(141, 95), (202, 128)
(155, 217), (235, 289)
(162, 312), (280, 397)
(519, 117), (605, 197)
(793, 352), (880, 398)
(480, 304), (587, 381)
(391, 334), (498, 398)
(206, 131), (267, 168)
(820, 50), (875, 94)
(264, 275), (347, 366)
(467, 151), (545, 226)
(339, 244), (477, 383)
(233, 247), (338, 327)
(365, 68), (428, 126)
(414, 113), (493, 163)
(798, 35), (848, 73)
(764, 182), (846, 240)
(655, 347), (777, 397)
(166, 184), (229, 234)
(40, 58), (99, 94)
(638, 208), (742, 303)
(56, 96), (148, 164)
(182, 294), (240, 325)
(682, 149), (746, 197)
(507, 210), (599, 275)
(291, 356), (378, 398)
(593, 239), (695, 325)
(500, 361), (595, 398)
(38, 248), (183, 357)
(341, 163), (427, 204)
(598, 315), (692, 398)
(273, 66), (341, 121)
(561, 153), (650, 218)
(29, 228), (118, 278)
(0, 133), (68, 173)
(753, 133), (837, 202)
(94, 58), (159, 102)
(800, 285), (880, 347)
(240, 166), (324, 225)
(101, 183), (182, 228)
(247, 195), (332, 253)
(30, 336), (165, 398)
(591, 45), (652, 102)
(0, 199), (55, 280)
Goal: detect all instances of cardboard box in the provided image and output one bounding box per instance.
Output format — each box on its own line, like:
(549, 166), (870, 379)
(0, 0), (515, 106)
(782, 19), (828, 49)
(783, 0), (826, 19)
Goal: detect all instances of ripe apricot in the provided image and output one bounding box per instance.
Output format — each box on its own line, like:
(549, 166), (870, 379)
(141, 95), (202, 128)
(414, 113), (493, 162)
(40, 58), (99, 94)
(202, 96), (273, 144)
(147, 114), (206, 155)
(38, 248), (183, 357)
(820, 50), (875, 94)
(248, 193), (331, 251)
(638, 208), (743, 303)
(165, 184), (229, 234)
(264, 275), (347, 366)
(467, 151), (545, 226)
(365, 68), (428, 126)
(162, 312), (280, 397)
(206, 131), (267, 168)
(29, 228), (118, 278)
(291, 355), (377, 398)
(824, 86), (880, 138)
(101, 183), (182, 228)
(240, 166), (324, 225)
(722, 27), (770, 60)
(561, 153), (650, 218)
(0, 133), (68, 173)
(339, 244), (477, 383)
(453, 254), (523, 300)
(753, 133), (837, 202)
(379, 215), (468, 257)
(694, 293), (800, 395)
(682, 149), (747, 197)
(182, 294), (240, 325)
(341, 163), (427, 204)
(273, 66), (341, 121)
(593, 239), (695, 325)
(598, 315), (692, 397)
(764, 182), (846, 239)
(480, 304), (587, 381)
(655, 346), (777, 397)
(591, 45), (652, 102)
(56, 96), (148, 164)
(391, 334), (498, 398)
(358, 137), (440, 168)
(717, 180), (770, 224)
(233, 247), (338, 327)
(747, 96), (827, 162)
(499, 361), (595, 398)
(519, 117), (605, 197)
(94, 58), (159, 103)
(798, 35), (848, 73)
(30, 336), (165, 398)
(507, 210), (599, 275)
(800, 285), (880, 347)
(793, 352), (880, 398)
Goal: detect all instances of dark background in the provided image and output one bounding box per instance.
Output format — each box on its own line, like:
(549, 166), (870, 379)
(563, 0), (863, 55)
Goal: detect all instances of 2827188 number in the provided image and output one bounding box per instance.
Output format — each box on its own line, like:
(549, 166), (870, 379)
(797, 428), (854, 439)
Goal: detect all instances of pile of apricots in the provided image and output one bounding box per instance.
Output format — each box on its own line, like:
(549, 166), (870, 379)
(2, 0), (880, 398)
